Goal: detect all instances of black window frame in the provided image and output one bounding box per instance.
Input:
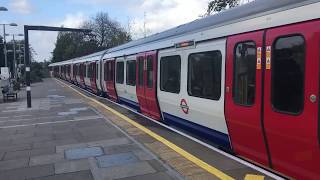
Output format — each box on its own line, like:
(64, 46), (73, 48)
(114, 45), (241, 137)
(187, 50), (222, 101)
(232, 40), (257, 107)
(160, 55), (181, 94)
(271, 34), (306, 115)
(126, 60), (136, 86)
(116, 61), (124, 84)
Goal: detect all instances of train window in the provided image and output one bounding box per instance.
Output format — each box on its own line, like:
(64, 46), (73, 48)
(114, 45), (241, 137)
(109, 62), (114, 81)
(96, 63), (98, 79)
(188, 51), (222, 100)
(160, 55), (181, 94)
(126, 60), (136, 86)
(116, 61), (124, 84)
(138, 57), (144, 86)
(272, 35), (305, 114)
(88, 65), (91, 78)
(104, 62), (108, 81)
(147, 56), (153, 88)
(233, 41), (256, 106)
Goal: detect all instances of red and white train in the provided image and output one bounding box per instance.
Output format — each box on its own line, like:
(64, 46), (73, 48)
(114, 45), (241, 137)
(49, 0), (320, 179)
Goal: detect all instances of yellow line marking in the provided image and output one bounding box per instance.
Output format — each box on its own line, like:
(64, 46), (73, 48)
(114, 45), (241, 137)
(245, 174), (265, 180)
(55, 79), (234, 180)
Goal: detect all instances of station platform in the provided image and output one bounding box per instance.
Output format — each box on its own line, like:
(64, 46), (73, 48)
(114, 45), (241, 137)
(0, 78), (283, 180)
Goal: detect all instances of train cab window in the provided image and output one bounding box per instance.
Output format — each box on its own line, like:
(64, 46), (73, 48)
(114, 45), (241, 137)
(126, 60), (136, 86)
(160, 55), (181, 93)
(188, 51), (222, 100)
(138, 57), (144, 86)
(272, 35), (305, 114)
(233, 41), (256, 106)
(147, 56), (153, 88)
(116, 61), (124, 84)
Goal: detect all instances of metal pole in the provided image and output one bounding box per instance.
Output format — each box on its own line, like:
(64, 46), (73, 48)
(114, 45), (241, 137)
(24, 26), (31, 108)
(13, 34), (16, 79)
(3, 24), (7, 67)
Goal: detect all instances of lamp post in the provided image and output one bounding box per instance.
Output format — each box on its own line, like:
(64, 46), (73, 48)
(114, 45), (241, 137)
(5, 33), (24, 79)
(1, 23), (18, 67)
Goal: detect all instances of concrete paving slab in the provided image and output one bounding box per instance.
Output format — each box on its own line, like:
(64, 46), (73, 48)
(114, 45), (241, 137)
(96, 152), (139, 168)
(132, 150), (155, 161)
(0, 164), (54, 180)
(65, 147), (104, 160)
(54, 159), (90, 174)
(87, 137), (131, 147)
(56, 142), (87, 153)
(98, 161), (157, 179)
(29, 153), (64, 166)
(0, 157), (29, 170)
(118, 172), (174, 180)
(29, 170), (94, 180)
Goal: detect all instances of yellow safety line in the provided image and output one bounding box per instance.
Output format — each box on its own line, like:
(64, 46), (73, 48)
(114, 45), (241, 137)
(55, 79), (235, 180)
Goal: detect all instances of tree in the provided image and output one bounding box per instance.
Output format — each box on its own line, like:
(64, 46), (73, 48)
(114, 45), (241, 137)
(51, 31), (98, 63)
(205, 0), (240, 16)
(51, 12), (132, 63)
(83, 12), (131, 49)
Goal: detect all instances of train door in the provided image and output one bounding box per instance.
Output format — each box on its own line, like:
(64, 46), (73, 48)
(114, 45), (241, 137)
(136, 54), (149, 115)
(105, 59), (118, 101)
(136, 52), (161, 120)
(96, 61), (102, 94)
(115, 58), (126, 100)
(225, 31), (269, 166)
(263, 21), (320, 179)
(90, 62), (98, 94)
(80, 63), (85, 88)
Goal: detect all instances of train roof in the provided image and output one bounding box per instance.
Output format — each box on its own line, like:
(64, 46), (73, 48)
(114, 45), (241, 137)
(105, 0), (315, 54)
(50, 0), (319, 66)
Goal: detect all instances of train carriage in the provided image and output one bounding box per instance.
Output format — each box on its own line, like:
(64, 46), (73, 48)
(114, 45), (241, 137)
(49, 0), (320, 179)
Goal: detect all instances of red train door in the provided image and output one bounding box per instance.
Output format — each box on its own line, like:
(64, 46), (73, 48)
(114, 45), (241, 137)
(136, 52), (161, 120)
(90, 62), (98, 94)
(136, 54), (149, 116)
(145, 52), (161, 120)
(105, 59), (118, 102)
(80, 63), (85, 87)
(264, 21), (320, 180)
(225, 31), (269, 166)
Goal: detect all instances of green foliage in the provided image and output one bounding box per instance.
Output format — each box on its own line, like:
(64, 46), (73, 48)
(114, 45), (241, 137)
(206, 0), (240, 15)
(19, 61), (50, 83)
(51, 12), (132, 63)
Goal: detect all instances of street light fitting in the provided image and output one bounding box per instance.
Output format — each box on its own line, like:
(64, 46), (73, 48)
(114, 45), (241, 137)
(0, 7), (8, 11)
(9, 23), (18, 26)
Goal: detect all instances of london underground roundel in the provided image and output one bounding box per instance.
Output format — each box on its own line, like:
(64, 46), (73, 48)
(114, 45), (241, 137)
(180, 99), (189, 114)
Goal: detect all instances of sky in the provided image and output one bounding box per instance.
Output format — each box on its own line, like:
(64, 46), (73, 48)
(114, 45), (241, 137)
(0, 0), (213, 62)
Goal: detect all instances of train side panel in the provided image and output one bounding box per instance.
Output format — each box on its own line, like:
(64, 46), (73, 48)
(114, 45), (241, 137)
(157, 39), (230, 149)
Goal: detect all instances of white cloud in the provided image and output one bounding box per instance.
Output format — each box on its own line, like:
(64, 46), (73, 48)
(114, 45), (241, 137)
(10, 0), (33, 14)
(130, 0), (208, 39)
(30, 12), (88, 62)
(58, 12), (87, 28)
